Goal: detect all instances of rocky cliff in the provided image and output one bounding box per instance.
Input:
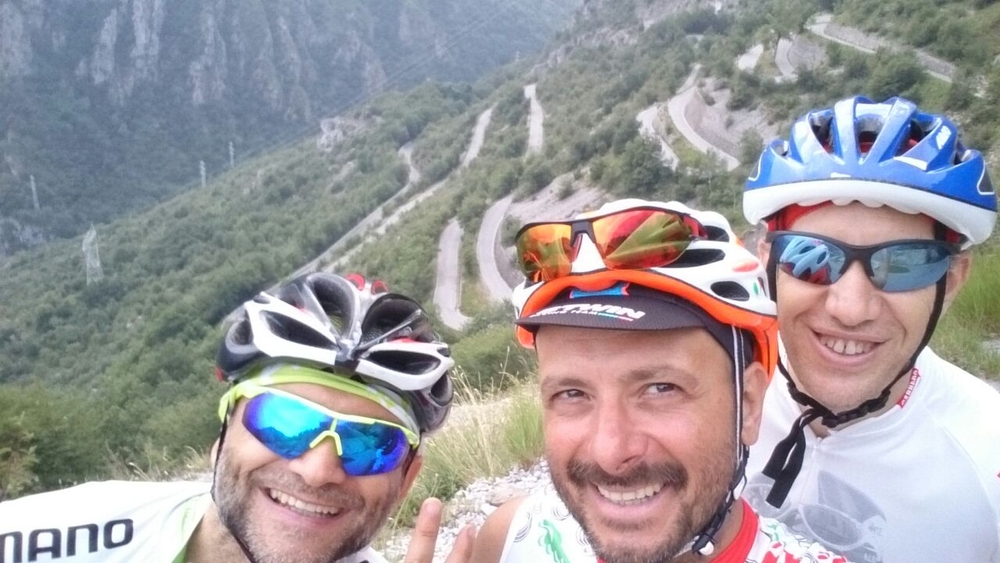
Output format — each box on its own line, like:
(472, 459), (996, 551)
(0, 0), (579, 254)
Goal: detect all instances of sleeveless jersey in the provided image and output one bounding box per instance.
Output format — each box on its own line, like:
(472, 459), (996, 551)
(499, 491), (848, 562)
(746, 345), (1000, 563)
(0, 480), (386, 563)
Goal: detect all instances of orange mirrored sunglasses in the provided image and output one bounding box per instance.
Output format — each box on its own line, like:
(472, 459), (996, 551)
(515, 207), (708, 283)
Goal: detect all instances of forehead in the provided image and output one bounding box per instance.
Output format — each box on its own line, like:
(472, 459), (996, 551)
(789, 202), (935, 243)
(268, 382), (402, 425)
(535, 325), (731, 385)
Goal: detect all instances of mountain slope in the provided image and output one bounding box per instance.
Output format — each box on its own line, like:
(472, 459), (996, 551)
(0, 0), (581, 253)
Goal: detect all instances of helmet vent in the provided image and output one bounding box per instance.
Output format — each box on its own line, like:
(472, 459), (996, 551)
(367, 350), (440, 375)
(711, 281), (750, 302)
(263, 312), (335, 349)
(704, 225), (731, 242)
(670, 248), (724, 267)
(231, 319), (253, 346)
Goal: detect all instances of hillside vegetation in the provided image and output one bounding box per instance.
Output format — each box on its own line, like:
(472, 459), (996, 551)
(0, 0), (581, 253)
(2, 0), (999, 499)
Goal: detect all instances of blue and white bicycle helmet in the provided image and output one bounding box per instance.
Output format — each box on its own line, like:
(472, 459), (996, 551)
(743, 96), (997, 508)
(745, 95), (996, 247)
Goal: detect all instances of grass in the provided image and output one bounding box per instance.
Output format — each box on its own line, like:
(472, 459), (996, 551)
(666, 125), (720, 170)
(458, 278), (490, 318)
(105, 443), (211, 482)
(911, 75), (951, 111)
(375, 369), (544, 547)
(932, 239), (1000, 380)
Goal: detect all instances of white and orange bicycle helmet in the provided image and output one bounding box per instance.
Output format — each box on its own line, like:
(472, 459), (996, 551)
(513, 198), (778, 376)
(511, 198), (777, 556)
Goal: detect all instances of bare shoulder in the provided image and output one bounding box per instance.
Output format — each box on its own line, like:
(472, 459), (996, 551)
(470, 495), (528, 563)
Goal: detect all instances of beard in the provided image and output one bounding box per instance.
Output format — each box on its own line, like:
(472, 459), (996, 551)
(550, 450), (734, 563)
(212, 445), (401, 563)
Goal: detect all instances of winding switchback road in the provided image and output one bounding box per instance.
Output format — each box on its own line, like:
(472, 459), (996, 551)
(332, 107), (495, 271)
(476, 195), (515, 304)
(666, 65), (740, 171)
(525, 84), (545, 155)
(463, 108), (494, 167)
(221, 144), (420, 325)
(433, 218), (471, 329)
(807, 13), (955, 84)
(774, 37), (797, 81)
(637, 104), (678, 168)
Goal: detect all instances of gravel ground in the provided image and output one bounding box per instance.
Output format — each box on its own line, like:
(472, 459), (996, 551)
(380, 461), (554, 563)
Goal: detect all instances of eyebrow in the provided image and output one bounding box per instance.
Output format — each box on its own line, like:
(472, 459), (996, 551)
(541, 368), (685, 391)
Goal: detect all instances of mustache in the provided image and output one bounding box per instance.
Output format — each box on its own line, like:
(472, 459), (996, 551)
(567, 458), (688, 490)
(249, 466), (365, 509)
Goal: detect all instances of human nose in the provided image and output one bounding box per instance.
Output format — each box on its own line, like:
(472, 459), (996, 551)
(285, 435), (349, 487)
(588, 399), (647, 474)
(824, 260), (882, 326)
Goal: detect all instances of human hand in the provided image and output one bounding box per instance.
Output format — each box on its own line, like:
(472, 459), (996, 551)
(401, 497), (476, 563)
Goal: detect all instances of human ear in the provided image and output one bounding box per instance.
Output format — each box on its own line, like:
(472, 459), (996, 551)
(941, 251), (972, 313)
(740, 362), (769, 446)
(756, 235), (771, 265)
(398, 453), (424, 501)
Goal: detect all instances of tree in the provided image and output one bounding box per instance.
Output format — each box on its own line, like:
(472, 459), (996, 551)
(0, 411), (38, 500)
(738, 130), (765, 167)
(619, 137), (666, 197)
(866, 49), (923, 100)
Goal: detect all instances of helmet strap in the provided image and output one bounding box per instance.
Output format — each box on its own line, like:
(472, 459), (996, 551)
(688, 327), (750, 556)
(762, 274), (947, 508)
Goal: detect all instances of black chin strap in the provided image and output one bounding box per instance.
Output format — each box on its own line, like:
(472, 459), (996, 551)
(761, 274), (948, 508)
(689, 328), (751, 557)
(690, 445), (749, 556)
(761, 359), (905, 507)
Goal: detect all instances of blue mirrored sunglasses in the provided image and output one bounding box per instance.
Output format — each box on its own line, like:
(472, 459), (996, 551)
(239, 386), (419, 476)
(766, 231), (958, 292)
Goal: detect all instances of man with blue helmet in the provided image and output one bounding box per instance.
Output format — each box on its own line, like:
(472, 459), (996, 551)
(743, 95), (1000, 563)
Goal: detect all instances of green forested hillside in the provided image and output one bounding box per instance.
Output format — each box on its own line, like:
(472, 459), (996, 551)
(2, 0), (999, 498)
(0, 0), (580, 252)
(0, 82), (476, 493)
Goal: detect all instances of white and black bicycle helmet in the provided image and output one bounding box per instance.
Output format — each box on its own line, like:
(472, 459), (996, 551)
(217, 272), (454, 434)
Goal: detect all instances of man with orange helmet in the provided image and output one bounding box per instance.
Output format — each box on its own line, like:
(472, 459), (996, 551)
(471, 200), (847, 563)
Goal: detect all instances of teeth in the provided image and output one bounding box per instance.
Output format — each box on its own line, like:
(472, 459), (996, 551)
(819, 336), (872, 356)
(268, 489), (340, 517)
(596, 483), (663, 505)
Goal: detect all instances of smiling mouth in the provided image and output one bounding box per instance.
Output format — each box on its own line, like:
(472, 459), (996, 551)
(595, 483), (664, 505)
(818, 335), (875, 356)
(267, 488), (342, 518)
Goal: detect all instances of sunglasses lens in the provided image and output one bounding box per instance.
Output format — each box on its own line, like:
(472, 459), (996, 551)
(516, 224), (573, 282)
(877, 242), (952, 292)
(773, 234), (953, 292)
(594, 209), (695, 270)
(243, 391), (412, 476)
(773, 234), (846, 286)
(243, 393), (331, 459)
(335, 420), (411, 476)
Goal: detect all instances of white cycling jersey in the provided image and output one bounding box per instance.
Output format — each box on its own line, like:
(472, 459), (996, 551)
(498, 491), (848, 562)
(746, 344), (1000, 563)
(0, 480), (387, 563)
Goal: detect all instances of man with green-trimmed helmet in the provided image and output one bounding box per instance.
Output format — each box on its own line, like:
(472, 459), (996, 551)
(0, 272), (474, 563)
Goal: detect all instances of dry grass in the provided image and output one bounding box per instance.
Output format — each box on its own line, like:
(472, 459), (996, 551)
(375, 367), (543, 547)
